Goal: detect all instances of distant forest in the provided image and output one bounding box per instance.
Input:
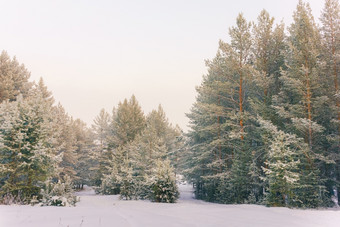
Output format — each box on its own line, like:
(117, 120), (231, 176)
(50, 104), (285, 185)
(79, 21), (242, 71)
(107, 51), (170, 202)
(0, 0), (339, 208)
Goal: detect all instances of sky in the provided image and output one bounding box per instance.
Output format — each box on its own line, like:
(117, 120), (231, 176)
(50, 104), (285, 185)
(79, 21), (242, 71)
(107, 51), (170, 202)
(0, 0), (325, 131)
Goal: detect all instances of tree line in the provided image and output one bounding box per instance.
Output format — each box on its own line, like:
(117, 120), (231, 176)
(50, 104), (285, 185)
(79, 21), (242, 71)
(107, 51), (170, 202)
(0, 0), (339, 208)
(0, 51), (182, 205)
(183, 0), (340, 208)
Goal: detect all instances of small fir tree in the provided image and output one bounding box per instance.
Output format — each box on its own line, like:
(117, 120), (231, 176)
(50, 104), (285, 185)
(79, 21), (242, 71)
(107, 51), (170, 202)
(148, 159), (179, 203)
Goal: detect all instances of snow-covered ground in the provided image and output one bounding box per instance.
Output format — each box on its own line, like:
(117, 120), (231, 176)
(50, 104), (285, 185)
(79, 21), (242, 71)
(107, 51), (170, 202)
(1, 184), (340, 227)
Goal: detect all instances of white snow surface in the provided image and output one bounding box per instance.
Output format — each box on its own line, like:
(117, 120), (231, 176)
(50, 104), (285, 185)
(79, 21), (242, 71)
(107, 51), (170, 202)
(1, 184), (340, 227)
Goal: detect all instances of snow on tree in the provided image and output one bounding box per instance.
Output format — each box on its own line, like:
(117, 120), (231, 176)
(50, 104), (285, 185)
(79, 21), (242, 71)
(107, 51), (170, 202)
(117, 158), (135, 200)
(147, 159), (179, 203)
(258, 118), (301, 206)
(0, 91), (61, 203)
(53, 104), (78, 182)
(91, 108), (112, 186)
(97, 98), (182, 203)
(270, 0), (325, 207)
(39, 175), (77, 206)
(110, 95), (146, 148)
(71, 119), (94, 189)
(320, 0), (340, 207)
(0, 51), (32, 103)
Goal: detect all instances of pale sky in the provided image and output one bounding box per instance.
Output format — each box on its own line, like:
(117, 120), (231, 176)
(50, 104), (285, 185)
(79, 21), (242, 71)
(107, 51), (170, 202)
(0, 0), (324, 131)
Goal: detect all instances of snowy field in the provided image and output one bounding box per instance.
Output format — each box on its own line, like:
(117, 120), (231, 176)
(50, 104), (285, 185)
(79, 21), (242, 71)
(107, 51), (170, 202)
(1, 184), (340, 227)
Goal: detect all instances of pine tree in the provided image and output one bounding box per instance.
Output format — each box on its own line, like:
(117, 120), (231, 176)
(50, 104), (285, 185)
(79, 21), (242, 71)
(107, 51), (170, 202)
(93, 109), (111, 149)
(117, 158), (135, 200)
(258, 118), (301, 206)
(72, 119), (94, 189)
(220, 13), (254, 203)
(184, 0), (340, 207)
(148, 159), (179, 203)
(100, 96), (146, 196)
(99, 98), (181, 202)
(53, 104), (78, 182)
(0, 51), (32, 103)
(40, 175), (77, 207)
(249, 10), (287, 203)
(35, 78), (55, 105)
(271, 1), (324, 207)
(185, 14), (255, 203)
(320, 0), (340, 206)
(0, 91), (61, 203)
(278, 0), (323, 150)
(91, 108), (111, 186)
(185, 51), (233, 201)
(226, 13), (252, 140)
(110, 95), (146, 148)
(251, 10), (286, 120)
(100, 146), (135, 197)
(132, 105), (181, 175)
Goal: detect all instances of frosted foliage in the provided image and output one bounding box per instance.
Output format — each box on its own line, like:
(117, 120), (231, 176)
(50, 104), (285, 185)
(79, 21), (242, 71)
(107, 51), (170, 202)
(99, 158), (136, 199)
(261, 129), (302, 206)
(0, 91), (61, 203)
(117, 160), (135, 200)
(99, 167), (120, 195)
(40, 176), (77, 207)
(0, 51), (31, 102)
(148, 159), (179, 203)
(263, 132), (300, 184)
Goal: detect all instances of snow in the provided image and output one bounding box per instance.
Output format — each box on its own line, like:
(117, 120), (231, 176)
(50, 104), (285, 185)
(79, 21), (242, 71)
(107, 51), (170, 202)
(1, 184), (340, 227)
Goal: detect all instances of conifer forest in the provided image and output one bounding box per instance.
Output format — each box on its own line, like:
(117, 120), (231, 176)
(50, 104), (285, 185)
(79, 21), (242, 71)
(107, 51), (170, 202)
(1, 0), (340, 213)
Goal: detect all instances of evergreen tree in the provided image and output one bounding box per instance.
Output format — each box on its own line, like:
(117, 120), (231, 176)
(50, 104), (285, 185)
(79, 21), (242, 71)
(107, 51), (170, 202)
(184, 1), (340, 207)
(249, 10), (287, 203)
(148, 159), (179, 203)
(0, 51), (32, 103)
(0, 91), (61, 203)
(258, 118), (301, 207)
(53, 104), (78, 182)
(35, 78), (55, 105)
(99, 99), (181, 202)
(100, 96), (146, 196)
(320, 0), (340, 206)
(276, 0), (323, 149)
(72, 119), (94, 189)
(110, 95), (146, 148)
(40, 175), (77, 207)
(185, 51), (232, 201)
(271, 0), (324, 207)
(251, 10), (286, 119)
(117, 158), (135, 200)
(132, 105), (181, 175)
(91, 108), (111, 186)
(185, 14), (255, 202)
